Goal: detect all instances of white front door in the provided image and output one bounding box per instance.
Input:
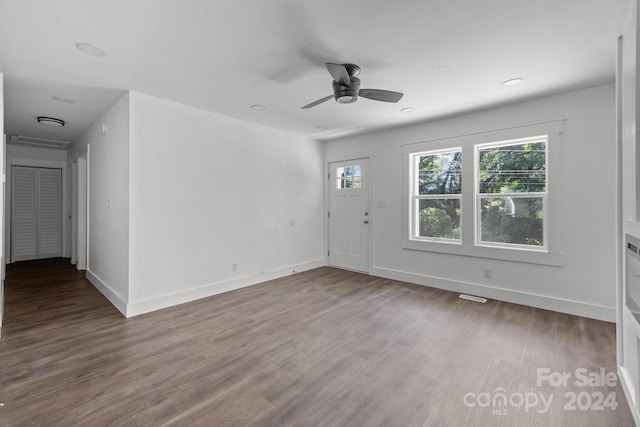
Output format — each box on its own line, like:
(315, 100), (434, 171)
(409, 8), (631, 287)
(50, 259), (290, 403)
(329, 158), (370, 272)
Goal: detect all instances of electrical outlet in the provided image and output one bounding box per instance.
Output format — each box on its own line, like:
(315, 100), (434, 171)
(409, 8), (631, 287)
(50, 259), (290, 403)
(484, 268), (492, 279)
(232, 263), (238, 272)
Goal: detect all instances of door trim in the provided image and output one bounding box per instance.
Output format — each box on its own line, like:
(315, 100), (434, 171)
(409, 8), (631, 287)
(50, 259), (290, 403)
(76, 154), (88, 271)
(71, 161), (77, 265)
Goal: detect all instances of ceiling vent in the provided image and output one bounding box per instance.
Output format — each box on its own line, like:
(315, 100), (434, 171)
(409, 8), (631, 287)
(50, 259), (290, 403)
(9, 135), (70, 150)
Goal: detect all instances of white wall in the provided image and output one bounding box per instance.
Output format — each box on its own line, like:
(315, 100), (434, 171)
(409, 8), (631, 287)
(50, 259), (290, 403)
(619, 0), (640, 423)
(6, 144), (67, 162)
(325, 83), (617, 321)
(127, 92), (324, 315)
(68, 92), (130, 309)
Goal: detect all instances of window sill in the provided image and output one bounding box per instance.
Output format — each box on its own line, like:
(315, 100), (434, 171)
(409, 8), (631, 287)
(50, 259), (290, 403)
(403, 238), (565, 267)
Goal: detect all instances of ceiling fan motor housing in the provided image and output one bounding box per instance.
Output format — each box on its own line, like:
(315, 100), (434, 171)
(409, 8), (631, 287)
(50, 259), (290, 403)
(333, 77), (361, 104)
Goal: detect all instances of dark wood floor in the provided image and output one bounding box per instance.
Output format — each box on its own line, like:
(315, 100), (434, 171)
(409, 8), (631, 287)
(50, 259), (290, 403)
(0, 259), (635, 426)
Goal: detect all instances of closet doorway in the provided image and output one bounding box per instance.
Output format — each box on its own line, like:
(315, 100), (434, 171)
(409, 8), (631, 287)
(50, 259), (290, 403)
(11, 166), (63, 262)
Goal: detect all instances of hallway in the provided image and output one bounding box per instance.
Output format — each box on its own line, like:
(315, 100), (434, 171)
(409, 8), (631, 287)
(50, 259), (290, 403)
(1, 258), (120, 337)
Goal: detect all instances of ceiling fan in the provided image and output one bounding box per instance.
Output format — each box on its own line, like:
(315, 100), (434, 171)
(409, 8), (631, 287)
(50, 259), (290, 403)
(301, 63), (403, 109)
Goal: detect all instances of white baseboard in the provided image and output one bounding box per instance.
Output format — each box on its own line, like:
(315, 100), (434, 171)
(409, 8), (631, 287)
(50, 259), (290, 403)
(125, 259), (324, 318)
(371, 266), (616, 322)
(88, 259), (613, 322)
(619, 366), (640, 426)
(86, 269), (128, 316)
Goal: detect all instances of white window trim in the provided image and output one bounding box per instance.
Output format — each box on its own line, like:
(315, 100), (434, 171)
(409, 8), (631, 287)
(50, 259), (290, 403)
(401, 120), (565, 266)
(410, 147), (462, 243)
(475, 136), (548, 251)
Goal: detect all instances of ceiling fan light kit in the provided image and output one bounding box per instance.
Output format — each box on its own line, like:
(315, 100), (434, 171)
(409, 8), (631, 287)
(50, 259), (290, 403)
(302, 62), (403, 109)
(333, 76), (360, 104)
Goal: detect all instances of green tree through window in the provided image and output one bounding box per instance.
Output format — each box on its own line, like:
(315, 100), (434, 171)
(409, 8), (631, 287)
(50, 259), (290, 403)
(410, 137), (548, 249)
(478, 140), (546, 247)
(415, 150), (462, 240)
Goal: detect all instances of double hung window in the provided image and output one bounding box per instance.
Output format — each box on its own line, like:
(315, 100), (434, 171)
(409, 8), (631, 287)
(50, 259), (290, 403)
(411, 149), (462, 241)
(477, 137), (547, 249)
(404, 121), (562, 265)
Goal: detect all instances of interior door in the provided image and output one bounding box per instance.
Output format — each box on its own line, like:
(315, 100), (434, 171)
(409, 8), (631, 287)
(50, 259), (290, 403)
(329, 158), (370, 272)
(1, 135), (5, 339)
(37, 168), (63, 259)
(11, 166), (38, 261)
(11, 166), (62, 261)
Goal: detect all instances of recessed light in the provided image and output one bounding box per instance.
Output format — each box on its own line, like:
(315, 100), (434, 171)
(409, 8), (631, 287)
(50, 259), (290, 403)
(37, 116), (65, 127)
(52, 96), (75, 104)
(251, 104), (266, 111)
(75, 42), (106, 57)
(401, 107), (415, 113)
(502, 78), (524, 86)
(315, 125), (327, 130)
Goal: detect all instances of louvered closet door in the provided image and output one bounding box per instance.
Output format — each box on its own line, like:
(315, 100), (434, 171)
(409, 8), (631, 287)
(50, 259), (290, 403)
(38, 168), (63, 258)
(11, 166), (62, 262)
(11, 167), (38, 261)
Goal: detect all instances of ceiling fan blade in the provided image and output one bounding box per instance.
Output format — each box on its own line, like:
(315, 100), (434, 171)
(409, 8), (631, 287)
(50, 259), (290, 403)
(359, 89), (404, 103)
(325, 63), (351, 86)
(301, 95), (334, 109)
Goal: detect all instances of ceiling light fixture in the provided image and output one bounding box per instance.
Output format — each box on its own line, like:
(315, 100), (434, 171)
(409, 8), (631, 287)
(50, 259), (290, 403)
(52, 96), (75, 104)
(401, 107), (415, 113)
(336, 95), (356, 104)
(37, 116), (65, 127)
(75, 42), (106, 57)
(502, 78), (524, 86)
(251, 104), (266, 111)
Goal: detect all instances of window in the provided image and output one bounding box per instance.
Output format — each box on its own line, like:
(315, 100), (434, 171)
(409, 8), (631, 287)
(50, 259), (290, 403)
(411, 149), (462, 241)
(336, 165), (362, 189)
(402, 120), (563, 265)
(477, 137), (547, 249)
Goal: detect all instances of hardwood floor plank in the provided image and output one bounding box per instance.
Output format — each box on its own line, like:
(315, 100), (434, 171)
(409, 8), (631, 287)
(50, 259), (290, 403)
(0, 259), (634, 426)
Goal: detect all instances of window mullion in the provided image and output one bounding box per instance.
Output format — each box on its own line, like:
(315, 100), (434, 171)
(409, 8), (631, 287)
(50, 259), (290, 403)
(479, 192), (546, 198)
(462, 144), (476, 249)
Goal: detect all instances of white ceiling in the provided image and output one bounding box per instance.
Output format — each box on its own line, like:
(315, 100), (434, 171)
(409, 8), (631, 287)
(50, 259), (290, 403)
(0, 0), (632, 143)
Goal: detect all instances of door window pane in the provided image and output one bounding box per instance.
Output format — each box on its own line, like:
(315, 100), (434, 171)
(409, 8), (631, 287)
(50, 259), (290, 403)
(336, 164), (362, 189)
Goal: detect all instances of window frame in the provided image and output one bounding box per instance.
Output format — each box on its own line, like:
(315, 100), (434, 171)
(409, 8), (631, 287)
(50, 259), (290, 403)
(402, 121), (564, 266)
(410, 147), (462, 243)
(474, 136), (549, 251)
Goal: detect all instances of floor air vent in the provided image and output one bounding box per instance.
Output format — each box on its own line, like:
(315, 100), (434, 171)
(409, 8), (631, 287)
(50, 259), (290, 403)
(459, 294), (487, 303)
